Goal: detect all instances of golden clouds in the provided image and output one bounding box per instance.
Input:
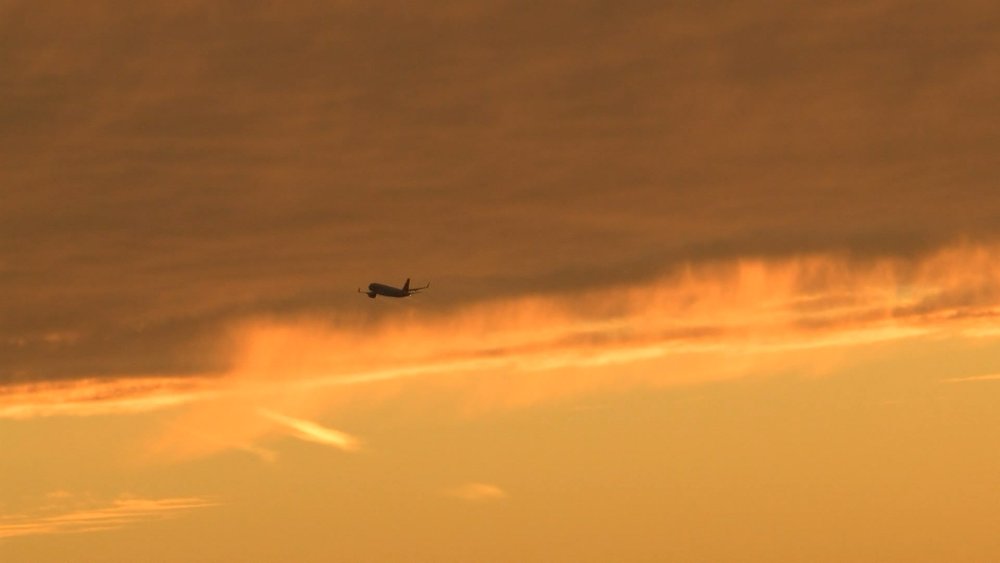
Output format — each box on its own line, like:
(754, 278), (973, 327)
(0, 494), (216, 540)
(3, 3), (999, 560)
(3, 0), (1000, 388)
(3, 242), (1000, 461)
(0, 376), (216, 420)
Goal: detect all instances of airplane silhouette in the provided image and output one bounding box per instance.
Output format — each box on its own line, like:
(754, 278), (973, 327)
(358, 278), (429, 298)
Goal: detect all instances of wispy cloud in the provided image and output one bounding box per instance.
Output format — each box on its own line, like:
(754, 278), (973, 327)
(0, 494), (217, 540)
(5, 244), (1000, 460)
(446, 483), (508, 502)
(0, 376), (217, 420)
(941, 373), (1000, 384)
(258, 409), (361, 452)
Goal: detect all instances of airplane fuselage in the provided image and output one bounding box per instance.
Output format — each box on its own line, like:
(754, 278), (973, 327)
(367, 282), (409, 298)
(360, 278), (429, 298)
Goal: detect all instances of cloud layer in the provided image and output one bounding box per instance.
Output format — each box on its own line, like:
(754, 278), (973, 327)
(2, 0), (999, 383)
(3, 242), (1000, 460)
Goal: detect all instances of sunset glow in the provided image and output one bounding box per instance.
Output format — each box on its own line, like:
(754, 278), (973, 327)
(5, 244), (1000, 460)
(4, 2), (1000, 561)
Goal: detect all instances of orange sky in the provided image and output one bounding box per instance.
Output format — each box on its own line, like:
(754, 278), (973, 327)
(3, 1), (1000, 561)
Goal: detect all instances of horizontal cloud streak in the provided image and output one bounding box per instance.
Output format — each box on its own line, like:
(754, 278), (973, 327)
(3, 243), (1000, 421)
(941, 373), (1000, 384)
(3, 243), (1000, 459)
(258, 409), (360, 452)
(0, 376), (218, 420)
(0, 495), (216, 540)
(447, 483), (508, 502)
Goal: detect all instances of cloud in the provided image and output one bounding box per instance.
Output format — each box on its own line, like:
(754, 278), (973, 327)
(257, 409), (361, 452)
(3, 243), (1000, 460)
(2, 1), (999, 384)
(446, 483), (508, 503)
(0, 376), (218, 420)
(0, 494), (217, 540)
(941, 373), (1000, 384)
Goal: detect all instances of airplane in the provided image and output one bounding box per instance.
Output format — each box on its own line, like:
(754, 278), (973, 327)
(358, 278), (430, 298)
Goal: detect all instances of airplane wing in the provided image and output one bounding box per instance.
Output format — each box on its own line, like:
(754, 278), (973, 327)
(409, 282), (430, 292)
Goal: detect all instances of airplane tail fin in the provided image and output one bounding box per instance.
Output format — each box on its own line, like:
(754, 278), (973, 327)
(403, 278), (410, 292)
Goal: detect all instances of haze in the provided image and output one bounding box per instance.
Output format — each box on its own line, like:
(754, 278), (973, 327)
(3, 2), (1000, 561)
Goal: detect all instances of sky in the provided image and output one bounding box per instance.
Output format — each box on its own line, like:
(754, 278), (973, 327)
(2, 1), (1000, 561)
